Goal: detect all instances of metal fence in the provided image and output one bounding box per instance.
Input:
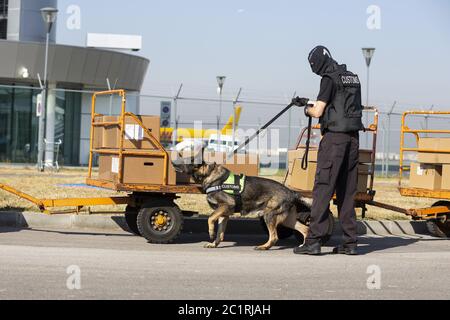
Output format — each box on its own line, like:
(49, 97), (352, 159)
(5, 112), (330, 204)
(134, 86), (450, 175)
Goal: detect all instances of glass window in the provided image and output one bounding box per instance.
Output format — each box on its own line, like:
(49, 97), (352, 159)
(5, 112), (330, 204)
(0, 87), (12, 161)
(0, 86), (82, 165)
(11, 88), (33, 163)
(61, 90), (81, 166)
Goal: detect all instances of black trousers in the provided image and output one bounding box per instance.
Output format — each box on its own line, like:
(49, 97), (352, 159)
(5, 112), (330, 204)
(306, 131), (359, 247)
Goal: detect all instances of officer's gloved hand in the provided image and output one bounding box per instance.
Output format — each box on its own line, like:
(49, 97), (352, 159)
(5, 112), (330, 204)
(292, 97), (309, 107)
(304, 106), (312, 118)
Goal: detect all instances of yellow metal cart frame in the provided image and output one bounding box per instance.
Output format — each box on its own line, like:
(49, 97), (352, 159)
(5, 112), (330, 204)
(394, 111), (450, 226)
(85, 89), (202, 194)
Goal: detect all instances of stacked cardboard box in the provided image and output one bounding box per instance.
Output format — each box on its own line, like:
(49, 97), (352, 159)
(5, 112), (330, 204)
(409, 138), (450, 190)
(93, 114), (194, 186)
(99, 115), (160, 150)
(286, 148), (371, 192)
(96, 151), (258, 186)
(97, 153), (192, 185)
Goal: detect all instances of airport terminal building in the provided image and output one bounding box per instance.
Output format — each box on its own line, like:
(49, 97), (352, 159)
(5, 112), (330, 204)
(0, 0), (149, 166)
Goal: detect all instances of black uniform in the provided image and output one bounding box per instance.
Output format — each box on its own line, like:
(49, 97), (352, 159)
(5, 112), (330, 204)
(305, 46), (364, 249)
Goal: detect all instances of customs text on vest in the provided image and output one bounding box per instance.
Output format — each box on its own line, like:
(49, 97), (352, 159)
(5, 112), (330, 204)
(319, 69), (364, 134)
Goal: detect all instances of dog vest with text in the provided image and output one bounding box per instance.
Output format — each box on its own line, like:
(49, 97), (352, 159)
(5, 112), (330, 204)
(205, 174), (245, 212)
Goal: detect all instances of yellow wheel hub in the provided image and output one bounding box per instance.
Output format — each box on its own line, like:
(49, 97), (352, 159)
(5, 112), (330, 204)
(155, 214), (167, 227)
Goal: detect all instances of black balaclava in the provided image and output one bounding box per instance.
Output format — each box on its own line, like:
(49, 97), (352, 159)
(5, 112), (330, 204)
(308, 45), (339, 76)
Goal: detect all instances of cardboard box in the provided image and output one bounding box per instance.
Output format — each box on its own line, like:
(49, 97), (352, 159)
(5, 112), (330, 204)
(122, 155), (170, 185)
(409, 162), (442, 190)
(359, 149), (373, 164)
(287, 160), (370, 192)
(288, 148), (319, 164)
(289, 148), (372, 164)
(418, 138), (450, 164)
(102, 116), (120, 149)
(93, 115), (103, 149)
(204, 152), (259, 176)
(358, 164), (370, 193)
(287, 159), (317, 191)
(123, 115), (160, 149)
(98, 153), (123, 182)
(102, 115), (161, 149)
(442, 164), (450, 190)
(97, 152), (194, 185)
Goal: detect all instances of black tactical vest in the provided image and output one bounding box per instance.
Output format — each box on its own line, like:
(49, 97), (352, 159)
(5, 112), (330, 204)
(319, 69), (364, 134)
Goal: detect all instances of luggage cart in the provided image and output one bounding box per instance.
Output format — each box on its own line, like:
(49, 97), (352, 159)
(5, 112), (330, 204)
(43, 139), (62, 172)
(286, 108), (450, 238)
(394, 111), (450, 237)
(1, 90), (204, 244)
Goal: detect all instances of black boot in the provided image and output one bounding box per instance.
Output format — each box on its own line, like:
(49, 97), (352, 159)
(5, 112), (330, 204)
(332, 245), (358, 255)
(293, 241), (321, 255)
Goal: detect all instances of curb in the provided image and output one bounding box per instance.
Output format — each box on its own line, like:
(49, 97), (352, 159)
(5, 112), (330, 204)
(0, 211), (430, 237)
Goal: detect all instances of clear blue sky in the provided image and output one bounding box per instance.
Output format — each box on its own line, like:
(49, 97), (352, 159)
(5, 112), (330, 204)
(57, 0), (450, 111)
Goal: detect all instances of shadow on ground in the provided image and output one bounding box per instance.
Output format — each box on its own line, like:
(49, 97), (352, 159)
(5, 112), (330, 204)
(177, 233), (445, 255)
(0, 209), (26, 234)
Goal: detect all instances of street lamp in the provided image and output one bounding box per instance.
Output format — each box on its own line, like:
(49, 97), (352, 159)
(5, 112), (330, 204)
(216, 76), (226, 123)
(362, 47), (375, 148)
(216, 76), (226, 150)
(37, 7), (58, 171)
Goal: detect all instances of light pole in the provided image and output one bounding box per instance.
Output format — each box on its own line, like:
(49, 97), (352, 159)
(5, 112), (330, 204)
(386, 101), (397, 177)
(216, 76), (226, 150)
(232, 88), (242, 151)
(37, 7), (58, 171)
(362, 47), (375, 149)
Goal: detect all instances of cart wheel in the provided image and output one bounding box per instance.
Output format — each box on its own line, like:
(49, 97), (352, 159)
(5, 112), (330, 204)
(259, 218), (294, 239)
(137, 203), (183, 244)
(426, 201), (450, 238)
(125, 205), (141, 236)
(294, 210), (334, 245)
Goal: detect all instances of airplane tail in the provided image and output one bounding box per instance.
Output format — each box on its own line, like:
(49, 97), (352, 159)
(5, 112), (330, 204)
(221, 106), (242, 135)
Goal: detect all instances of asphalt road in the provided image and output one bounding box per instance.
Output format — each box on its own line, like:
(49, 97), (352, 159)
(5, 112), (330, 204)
(0, 227), (449, 300)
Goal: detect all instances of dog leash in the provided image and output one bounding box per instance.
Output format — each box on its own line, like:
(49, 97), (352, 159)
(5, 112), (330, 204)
(229, 103), (295, 158)
(301, 115), (313, 170)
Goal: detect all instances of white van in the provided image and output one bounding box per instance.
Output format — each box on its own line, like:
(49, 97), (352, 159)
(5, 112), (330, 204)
(207, 134), (240, 153)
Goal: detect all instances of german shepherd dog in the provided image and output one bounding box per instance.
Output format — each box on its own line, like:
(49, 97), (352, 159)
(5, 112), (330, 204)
(172, 150), (310, 250)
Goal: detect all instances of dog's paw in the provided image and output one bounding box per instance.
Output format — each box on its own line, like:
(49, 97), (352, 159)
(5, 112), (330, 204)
(204, 242), (218, 249)
(254, 245), (269, 251)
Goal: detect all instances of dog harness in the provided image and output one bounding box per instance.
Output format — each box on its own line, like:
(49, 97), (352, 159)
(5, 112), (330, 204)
(205, 174), (246, 212)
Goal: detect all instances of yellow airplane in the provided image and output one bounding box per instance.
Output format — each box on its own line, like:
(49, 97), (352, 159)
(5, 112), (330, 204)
(160, 106), (242, 144)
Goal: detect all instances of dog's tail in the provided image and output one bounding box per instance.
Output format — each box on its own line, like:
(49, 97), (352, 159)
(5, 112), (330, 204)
(293, 192), (311, 225)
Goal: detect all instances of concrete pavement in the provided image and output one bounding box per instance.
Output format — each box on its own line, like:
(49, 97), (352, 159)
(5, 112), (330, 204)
(0, 227), (449, 300)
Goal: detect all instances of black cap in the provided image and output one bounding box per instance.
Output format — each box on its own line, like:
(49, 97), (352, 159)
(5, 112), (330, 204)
(308, 46), (333, 75)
